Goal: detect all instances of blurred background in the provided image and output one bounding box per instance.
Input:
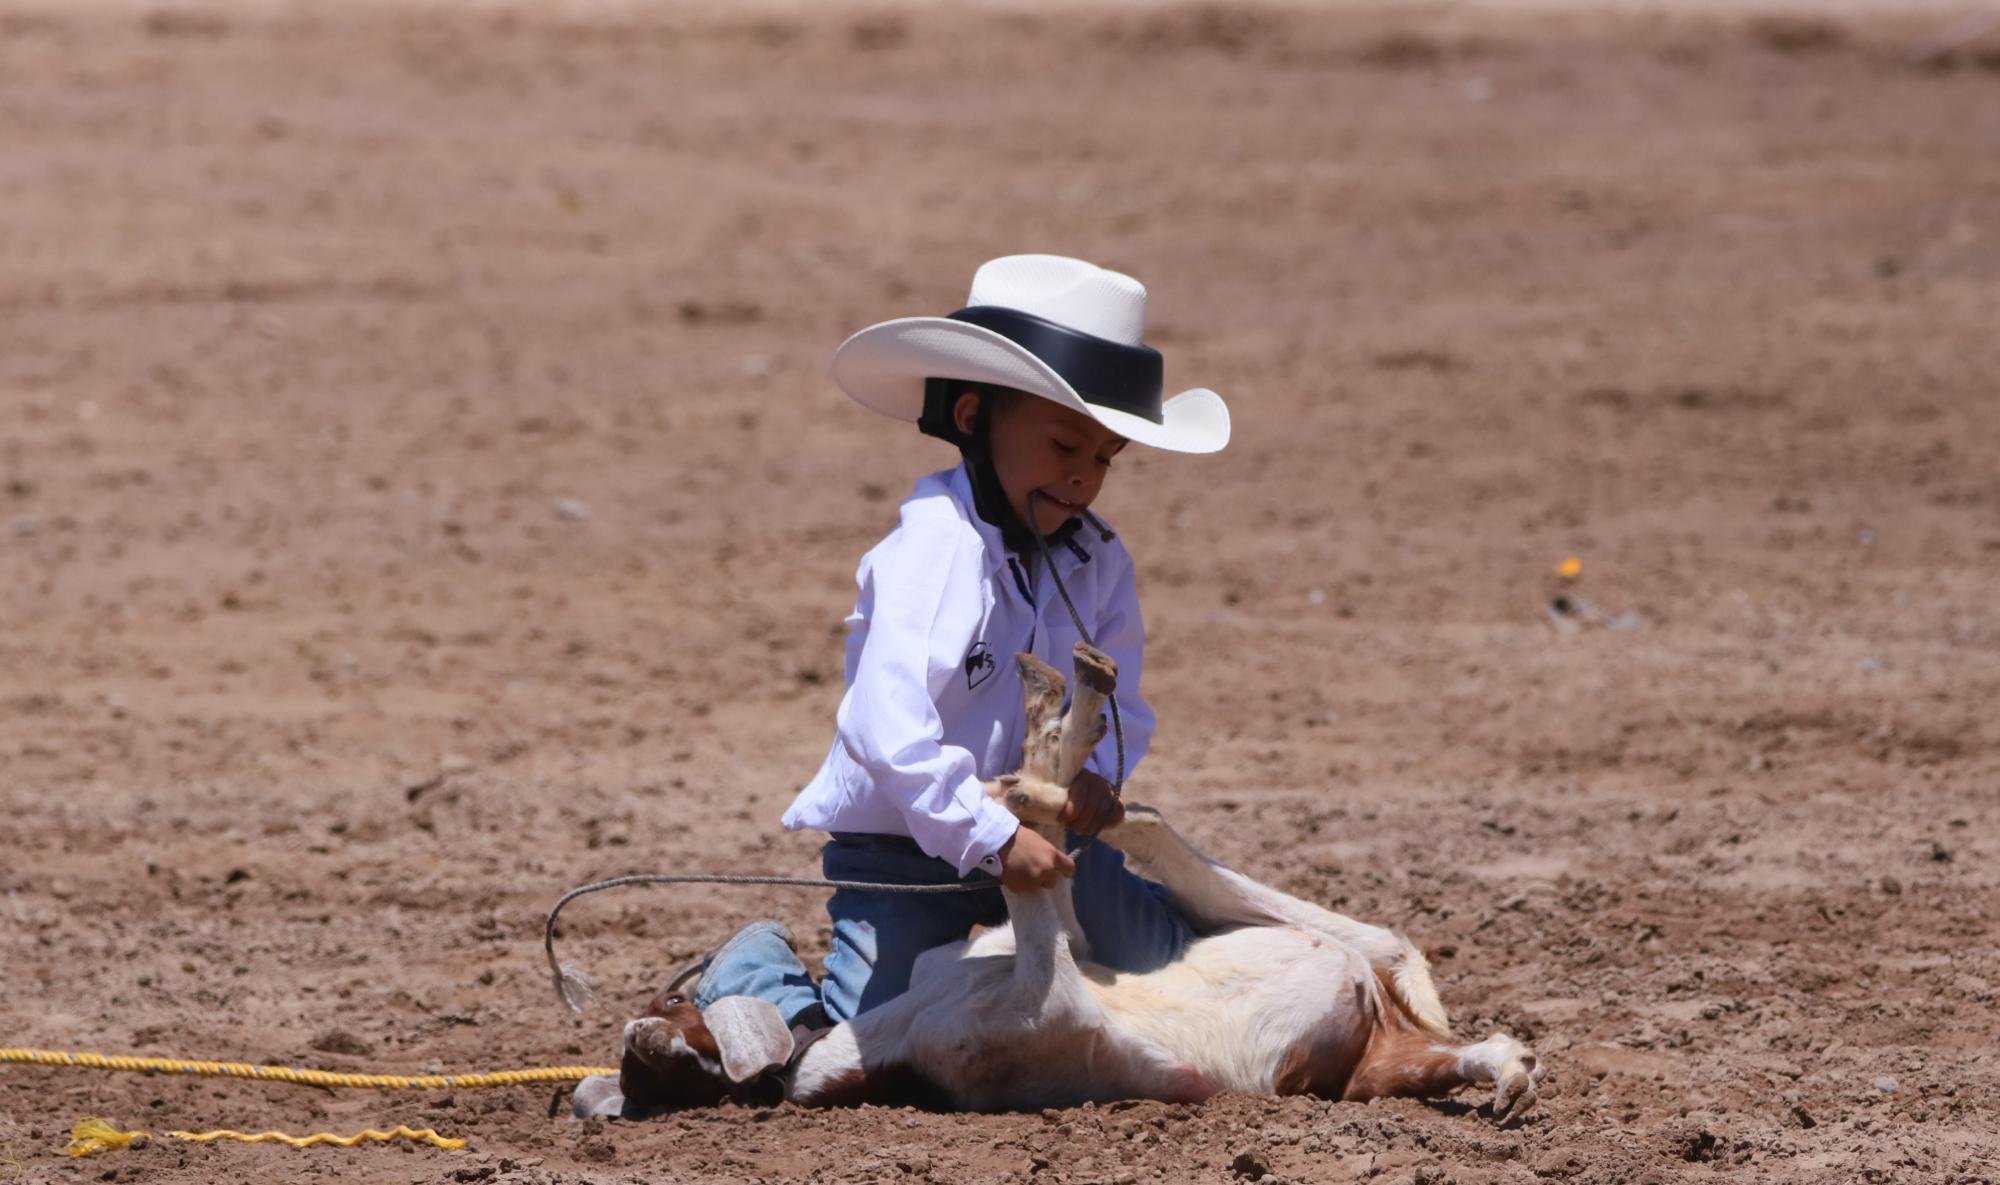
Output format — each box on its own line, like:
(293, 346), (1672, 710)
(2, 2), (1996, 1181)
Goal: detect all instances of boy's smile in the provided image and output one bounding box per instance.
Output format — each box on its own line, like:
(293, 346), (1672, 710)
(954, 390), (1128, 537)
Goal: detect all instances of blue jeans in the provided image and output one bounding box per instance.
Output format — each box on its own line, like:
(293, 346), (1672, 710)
(693, 832), (1194, 1029)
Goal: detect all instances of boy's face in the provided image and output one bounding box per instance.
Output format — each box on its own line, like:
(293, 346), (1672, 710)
(956, 390), (1128, 536)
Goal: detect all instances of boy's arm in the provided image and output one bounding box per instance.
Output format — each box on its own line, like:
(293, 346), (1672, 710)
(835, 528), (1022, 878)
(1084, 544), (1158, 787)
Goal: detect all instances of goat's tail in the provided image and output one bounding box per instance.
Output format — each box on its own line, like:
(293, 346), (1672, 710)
(1391, 943), (1451, 1038)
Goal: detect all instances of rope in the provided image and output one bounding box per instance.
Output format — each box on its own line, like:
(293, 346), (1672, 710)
(0, 1047), (614, 1089)
(67, 1116), (465, 1157)
(1027, 491), (1125, 796)
(543, 871), (995, 1012)
(538, 499), (1130, 1011)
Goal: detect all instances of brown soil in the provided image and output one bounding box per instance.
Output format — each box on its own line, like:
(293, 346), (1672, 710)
(3, 3), (1997, 1183)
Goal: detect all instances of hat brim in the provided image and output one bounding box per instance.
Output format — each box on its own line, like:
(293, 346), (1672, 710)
(830, 317), (1230, 455)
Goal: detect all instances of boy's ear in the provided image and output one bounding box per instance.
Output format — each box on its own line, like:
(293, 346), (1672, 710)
(951, 391), (982, 437)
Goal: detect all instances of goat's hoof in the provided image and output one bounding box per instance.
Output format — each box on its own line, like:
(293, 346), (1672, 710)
(996, 774), (1068, 824)
(1106, 802), (1161, 832)
(1492, 1071), (1537, 1125)
(1490, 1042), (1543, 1126)
(1070, 643), (1117, 695)
(1016, 653), (1066, 697)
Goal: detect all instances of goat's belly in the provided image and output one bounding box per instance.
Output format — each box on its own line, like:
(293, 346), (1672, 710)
(1083, 927), (1372, 1095)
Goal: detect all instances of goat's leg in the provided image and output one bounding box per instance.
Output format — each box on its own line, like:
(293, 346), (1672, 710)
(1105, 806), (1405, 955)
(985, 655), (1069, 830)
(1051, 643), (1115, 789)
(989, 796), (1090, 960)
(987, 643), (1114, 874)
(989, 653), (1089, 956)
(991, 883), (1210, 1107)
(1015, 653), (1066, 782)
(1342, 1026), (1543, 1123)
(1104, 805), (1450, 1037)
(999, 885), (1073, 1000)
(1006, 645), (1112, 797)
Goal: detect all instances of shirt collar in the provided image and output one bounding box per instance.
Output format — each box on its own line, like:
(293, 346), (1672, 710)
(943, 463), (1108, 580)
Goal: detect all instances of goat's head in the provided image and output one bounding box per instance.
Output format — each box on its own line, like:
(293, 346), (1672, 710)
(573, 989), (798, 1119)
(618, 991), (735, 1113)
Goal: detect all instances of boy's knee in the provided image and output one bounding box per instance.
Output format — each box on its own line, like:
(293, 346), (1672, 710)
(693, 922), (813, 1011)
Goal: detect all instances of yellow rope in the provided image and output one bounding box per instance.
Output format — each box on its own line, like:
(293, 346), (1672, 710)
(68, 1116), (465, 1156)
(1, 1047), (615, 1089)
(12, 1048), (622, 1159)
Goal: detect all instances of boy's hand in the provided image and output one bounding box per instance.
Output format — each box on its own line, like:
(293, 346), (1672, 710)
(1059, 769), (1125, 837)
(997, 826), (1074, 892)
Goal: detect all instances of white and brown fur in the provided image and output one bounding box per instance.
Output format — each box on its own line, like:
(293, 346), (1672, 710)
(593, 646), (1542, 1121)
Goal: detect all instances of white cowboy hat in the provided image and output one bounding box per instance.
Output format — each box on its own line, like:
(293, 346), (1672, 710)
(830, 254), (1231, 454)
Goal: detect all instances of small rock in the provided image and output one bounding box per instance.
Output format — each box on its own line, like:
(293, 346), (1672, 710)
(1871, 1075), (1898, 1094)
(310, 1028), (374, 1056)
(1231, 1149), (1270, 1180)
(554, 498), (591, 522)
(1681, 1130), (1722, 1163)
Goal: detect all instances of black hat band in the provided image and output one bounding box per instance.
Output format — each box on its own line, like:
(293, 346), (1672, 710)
(946, 305), (1165, 425)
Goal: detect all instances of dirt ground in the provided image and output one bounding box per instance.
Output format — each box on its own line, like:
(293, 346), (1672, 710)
(3, 1), (1998, 1182)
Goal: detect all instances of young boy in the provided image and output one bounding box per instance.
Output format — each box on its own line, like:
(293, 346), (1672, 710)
(692, 254), (1231, 1032)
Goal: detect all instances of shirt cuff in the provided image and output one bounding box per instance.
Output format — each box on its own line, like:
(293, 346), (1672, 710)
(955, 793), (1022, 879)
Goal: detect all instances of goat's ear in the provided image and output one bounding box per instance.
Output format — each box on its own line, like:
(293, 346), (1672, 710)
(571, 1073), (628, 1118)
(703, 996), (796, 1084)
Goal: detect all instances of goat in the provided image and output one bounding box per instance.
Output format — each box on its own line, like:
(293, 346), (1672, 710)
(577, 645), (1542, 1120)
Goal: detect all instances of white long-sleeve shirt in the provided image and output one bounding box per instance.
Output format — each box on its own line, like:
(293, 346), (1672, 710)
(782, 464), (1157, 877)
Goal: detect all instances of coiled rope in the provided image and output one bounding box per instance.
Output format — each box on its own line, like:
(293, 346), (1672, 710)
(3, 1048), (620, 1159)
(66, 1116), (464, 1157)
(0, 1046), (614, 1089)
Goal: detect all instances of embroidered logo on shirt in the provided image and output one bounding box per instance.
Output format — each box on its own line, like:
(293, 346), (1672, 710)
(963, 641), (996, 690)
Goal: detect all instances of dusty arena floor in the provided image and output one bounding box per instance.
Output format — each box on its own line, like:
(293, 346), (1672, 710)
(3, 2), (1998, 1182)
